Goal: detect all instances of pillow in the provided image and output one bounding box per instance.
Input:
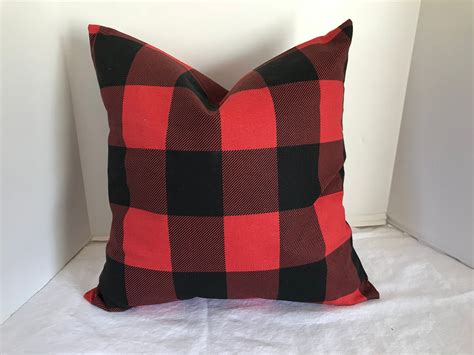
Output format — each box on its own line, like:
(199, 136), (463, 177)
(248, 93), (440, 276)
(85, 20), (379, 311)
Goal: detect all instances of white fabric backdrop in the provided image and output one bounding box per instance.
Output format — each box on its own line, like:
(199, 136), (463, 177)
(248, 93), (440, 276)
(2, 226), (472, 354)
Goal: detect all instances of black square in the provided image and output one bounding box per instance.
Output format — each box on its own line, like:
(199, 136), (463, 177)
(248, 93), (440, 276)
(256, 49), (318, 86)
(175, 71), (217, 111)
(222, 149), (279, 215)
(93, 34), (143, 88)
(278, 260), (327, 302)
(277, 144), (320, 210)
(108, 145), (130, 206)
(166, 150), (223, 216)
(173, 272), (227, 300)
(98, 256), (130, 309)
(342, 25), (353, 40)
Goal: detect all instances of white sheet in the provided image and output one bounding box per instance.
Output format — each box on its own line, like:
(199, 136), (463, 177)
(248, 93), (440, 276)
(2, 225), (473, 354)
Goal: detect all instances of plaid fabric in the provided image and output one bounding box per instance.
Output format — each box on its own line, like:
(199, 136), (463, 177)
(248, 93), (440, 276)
(85, 19), (379, 311)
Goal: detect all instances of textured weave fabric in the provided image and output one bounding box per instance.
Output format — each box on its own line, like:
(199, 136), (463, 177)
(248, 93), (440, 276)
(85, 20), (379, 311)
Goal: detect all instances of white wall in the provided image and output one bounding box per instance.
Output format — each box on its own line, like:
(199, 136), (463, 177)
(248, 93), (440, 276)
(1, 3), (91, 322)
(388, 1), (473, 267)
(58, 0), (420, 236)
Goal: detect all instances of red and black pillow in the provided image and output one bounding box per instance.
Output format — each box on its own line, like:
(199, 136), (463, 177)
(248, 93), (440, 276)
(84, 20), (379, 311)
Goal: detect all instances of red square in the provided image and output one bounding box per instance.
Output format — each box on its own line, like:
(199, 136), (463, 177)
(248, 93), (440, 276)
(122, 85), (173, 149)
(319, 80), (344, 143)
(88, 24), (100, 34)
(224, 212), (280, 271)
(123, 207), (172, 271)
(220, 88), (277, 150)
(313, 191), (351, 256)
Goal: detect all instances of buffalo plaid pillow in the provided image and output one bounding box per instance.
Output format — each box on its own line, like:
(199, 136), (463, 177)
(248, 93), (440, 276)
(84, 19), (379, 311)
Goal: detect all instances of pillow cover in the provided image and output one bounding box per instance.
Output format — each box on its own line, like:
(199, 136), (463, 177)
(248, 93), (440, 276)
(85, 19), (379, 311)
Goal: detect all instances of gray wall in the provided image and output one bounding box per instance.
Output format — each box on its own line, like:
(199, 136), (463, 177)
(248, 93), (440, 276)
(388, 0), (473, 267)
(1, 4), (91, 322)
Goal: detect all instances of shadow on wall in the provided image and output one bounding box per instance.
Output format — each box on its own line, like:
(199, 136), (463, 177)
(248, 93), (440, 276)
(54, 43), (92, 269)
(387, 0), (473, 267)
(62, 13), (296, 237)
(61, 26), (111, 239)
